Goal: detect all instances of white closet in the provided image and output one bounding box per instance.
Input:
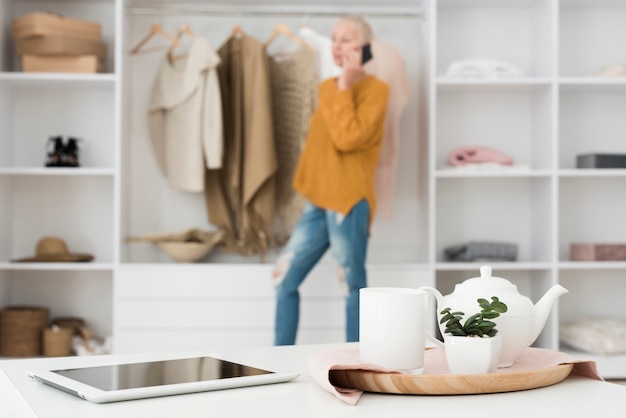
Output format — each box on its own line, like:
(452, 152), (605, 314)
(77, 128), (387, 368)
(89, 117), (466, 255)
(430, 0), (626, 378)
(2, 0), (625, 378)
(0, 0), (430, 356)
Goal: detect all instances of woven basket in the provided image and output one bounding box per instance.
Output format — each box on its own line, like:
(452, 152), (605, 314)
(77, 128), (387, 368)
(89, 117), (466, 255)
(43, 327), (73, 357)
(157, 241), (216, 263)
(0, 306), (50, 357)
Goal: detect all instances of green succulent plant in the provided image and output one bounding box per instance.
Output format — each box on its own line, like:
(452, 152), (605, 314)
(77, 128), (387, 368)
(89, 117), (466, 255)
(440, 296), (508, 337)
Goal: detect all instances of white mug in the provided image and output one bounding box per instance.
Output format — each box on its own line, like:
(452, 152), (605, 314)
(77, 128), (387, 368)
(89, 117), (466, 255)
(359, 287), (428, 373)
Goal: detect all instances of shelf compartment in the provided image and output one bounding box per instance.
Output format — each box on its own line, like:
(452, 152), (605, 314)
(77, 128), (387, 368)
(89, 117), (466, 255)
(7, 1), (117, 73)
(559, 177), (626, 262)
(559, 88), (626, 169)
(436, 85), (553, 170)
(559, 1), (626, 77)
(0, 85), (115, 169)
(436, 0), (554, 78)
(3, 270), (113, 337)
(558, 269), (626, 378)
(435, 177), (553, 264)
(3, 176), (114, 263)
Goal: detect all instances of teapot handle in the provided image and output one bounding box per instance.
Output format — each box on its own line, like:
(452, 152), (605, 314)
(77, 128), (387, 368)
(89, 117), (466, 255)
(418, 286), (445, 348)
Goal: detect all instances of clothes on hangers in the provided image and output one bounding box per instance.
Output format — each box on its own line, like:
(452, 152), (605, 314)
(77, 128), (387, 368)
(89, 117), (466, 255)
(296, 26), (341, 81)
(363, 38), (412, 219)
(267, 45), (318, 243)
(148, 37), (222, 192)
(204, 33), (277, 256)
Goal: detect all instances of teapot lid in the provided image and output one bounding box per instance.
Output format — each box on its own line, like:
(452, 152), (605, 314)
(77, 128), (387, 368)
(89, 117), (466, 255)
(459, 266), (516, 290)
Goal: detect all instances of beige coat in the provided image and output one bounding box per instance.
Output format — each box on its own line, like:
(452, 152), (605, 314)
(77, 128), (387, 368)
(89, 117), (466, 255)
(204, 34), (277, 255)
(149, 37), (223, 192)
(364, 38), (412, 219)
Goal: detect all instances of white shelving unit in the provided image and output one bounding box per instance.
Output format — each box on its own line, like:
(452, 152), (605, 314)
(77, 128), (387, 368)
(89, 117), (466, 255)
(0, 0), (120, 339)
(430, 0), (626, 375)
(2, 0), (626, 376)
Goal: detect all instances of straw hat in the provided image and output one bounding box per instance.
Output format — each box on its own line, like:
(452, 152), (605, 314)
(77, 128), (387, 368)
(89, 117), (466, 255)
(12, 237), (94, 262)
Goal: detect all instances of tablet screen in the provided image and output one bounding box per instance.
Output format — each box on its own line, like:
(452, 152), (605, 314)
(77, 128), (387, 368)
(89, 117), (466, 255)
(52, 357), (273, 391)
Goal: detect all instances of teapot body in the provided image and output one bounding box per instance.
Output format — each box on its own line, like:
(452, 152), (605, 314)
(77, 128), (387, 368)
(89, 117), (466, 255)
(421, 265), (568, 368)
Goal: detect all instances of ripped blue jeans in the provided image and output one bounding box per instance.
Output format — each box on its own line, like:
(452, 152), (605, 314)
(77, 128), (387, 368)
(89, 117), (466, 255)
(273, 200), (370, 345)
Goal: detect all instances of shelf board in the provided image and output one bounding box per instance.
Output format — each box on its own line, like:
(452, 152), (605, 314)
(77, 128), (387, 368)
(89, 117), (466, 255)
(0, 72), (116, 88)
(0, 167), (115, 176)
(559, 169), (626, 178)
(436, 169), (551, 178)
(119, 262), (432, 271)
(559, 78), (626, 92)
(436, 78), (551, 92)
(0, 262), (114, 271)
(435, 262), (552, 271)
(559, 261), (626, 270)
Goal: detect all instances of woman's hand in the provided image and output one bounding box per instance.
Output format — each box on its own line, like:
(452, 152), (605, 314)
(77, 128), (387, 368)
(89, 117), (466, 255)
(337, 48), (365, 91)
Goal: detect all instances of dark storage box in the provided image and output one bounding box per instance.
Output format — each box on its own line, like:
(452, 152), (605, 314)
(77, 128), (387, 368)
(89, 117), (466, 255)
(577, 153), (626, 169)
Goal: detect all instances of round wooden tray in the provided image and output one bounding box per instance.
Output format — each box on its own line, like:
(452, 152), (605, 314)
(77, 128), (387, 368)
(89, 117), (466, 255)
(329, 363), (574, 395)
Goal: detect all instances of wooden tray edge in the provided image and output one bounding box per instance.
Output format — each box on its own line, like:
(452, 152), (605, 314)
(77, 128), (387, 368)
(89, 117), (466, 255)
(329, 363), (574, 395)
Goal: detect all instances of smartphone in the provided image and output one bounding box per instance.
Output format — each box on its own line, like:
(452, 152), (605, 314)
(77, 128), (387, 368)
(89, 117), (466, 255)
(361, 44), (373, 65)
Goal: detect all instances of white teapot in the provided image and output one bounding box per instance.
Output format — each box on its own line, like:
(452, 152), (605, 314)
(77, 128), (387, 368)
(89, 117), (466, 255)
(419, 266), (568, 367)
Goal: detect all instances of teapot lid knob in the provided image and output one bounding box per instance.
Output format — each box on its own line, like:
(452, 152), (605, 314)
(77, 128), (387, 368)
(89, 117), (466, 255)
(480, 265), (492, 278)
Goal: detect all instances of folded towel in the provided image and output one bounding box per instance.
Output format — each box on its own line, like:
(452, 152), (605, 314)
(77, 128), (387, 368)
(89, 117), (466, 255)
(309, 347), (602, 405)
(444, 241), (518, 262)
(448, 146), (514, 166)
(444, 57), (524, 79)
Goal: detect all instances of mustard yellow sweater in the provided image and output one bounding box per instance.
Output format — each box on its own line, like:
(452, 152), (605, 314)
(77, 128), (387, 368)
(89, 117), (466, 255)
(292, 75), (390, 225)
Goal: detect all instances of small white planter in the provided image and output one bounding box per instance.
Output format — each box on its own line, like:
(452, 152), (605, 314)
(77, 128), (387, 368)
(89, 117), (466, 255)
(444, 335), (502, 375)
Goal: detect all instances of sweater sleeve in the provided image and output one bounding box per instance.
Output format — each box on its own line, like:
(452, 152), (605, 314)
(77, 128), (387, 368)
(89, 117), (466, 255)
(318, 80), (389, 152)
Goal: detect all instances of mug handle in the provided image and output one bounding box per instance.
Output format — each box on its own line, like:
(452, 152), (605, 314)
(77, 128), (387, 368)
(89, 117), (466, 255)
(426, 333), (444, 348)
(418, 286), (445, 348)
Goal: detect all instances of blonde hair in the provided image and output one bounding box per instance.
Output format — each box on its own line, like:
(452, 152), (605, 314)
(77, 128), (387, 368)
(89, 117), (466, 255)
(338, 15), (373, 44)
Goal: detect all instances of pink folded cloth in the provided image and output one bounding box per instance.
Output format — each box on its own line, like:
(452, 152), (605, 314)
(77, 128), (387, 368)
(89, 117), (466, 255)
(308, 347), (602, 405)
(448, 146), (514, 166)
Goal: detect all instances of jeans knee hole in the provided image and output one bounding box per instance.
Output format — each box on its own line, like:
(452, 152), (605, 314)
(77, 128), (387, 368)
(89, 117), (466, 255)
(338, 267), (349, 297)
(273, 252), (294, 286)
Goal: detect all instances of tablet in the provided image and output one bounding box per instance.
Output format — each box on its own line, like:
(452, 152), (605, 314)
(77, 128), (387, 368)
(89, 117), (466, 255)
(27, 355), (299, 403)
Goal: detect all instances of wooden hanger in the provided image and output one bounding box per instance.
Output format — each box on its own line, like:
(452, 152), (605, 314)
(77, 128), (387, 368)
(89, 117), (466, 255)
(167, 23), (197, 61)
(231, 24), (243, 39)
(264, 22), (313, 51)
(130, 22), (179, 55)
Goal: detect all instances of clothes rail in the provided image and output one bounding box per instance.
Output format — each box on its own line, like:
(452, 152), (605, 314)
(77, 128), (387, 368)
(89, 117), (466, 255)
(125, 5), (425, 19)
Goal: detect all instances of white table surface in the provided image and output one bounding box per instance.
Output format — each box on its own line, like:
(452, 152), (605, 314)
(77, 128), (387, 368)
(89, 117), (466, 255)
(1, 342), (625, 418)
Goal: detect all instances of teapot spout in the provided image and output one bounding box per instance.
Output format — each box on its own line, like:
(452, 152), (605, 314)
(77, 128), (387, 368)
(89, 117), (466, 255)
(531, 284), (569, 344)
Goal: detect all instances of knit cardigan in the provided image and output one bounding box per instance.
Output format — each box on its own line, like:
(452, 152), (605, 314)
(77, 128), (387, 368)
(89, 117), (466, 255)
(292, 75), (390, 225)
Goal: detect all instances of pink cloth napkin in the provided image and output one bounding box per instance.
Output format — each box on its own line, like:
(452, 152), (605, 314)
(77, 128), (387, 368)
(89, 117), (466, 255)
(308, 347), (603, 405)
